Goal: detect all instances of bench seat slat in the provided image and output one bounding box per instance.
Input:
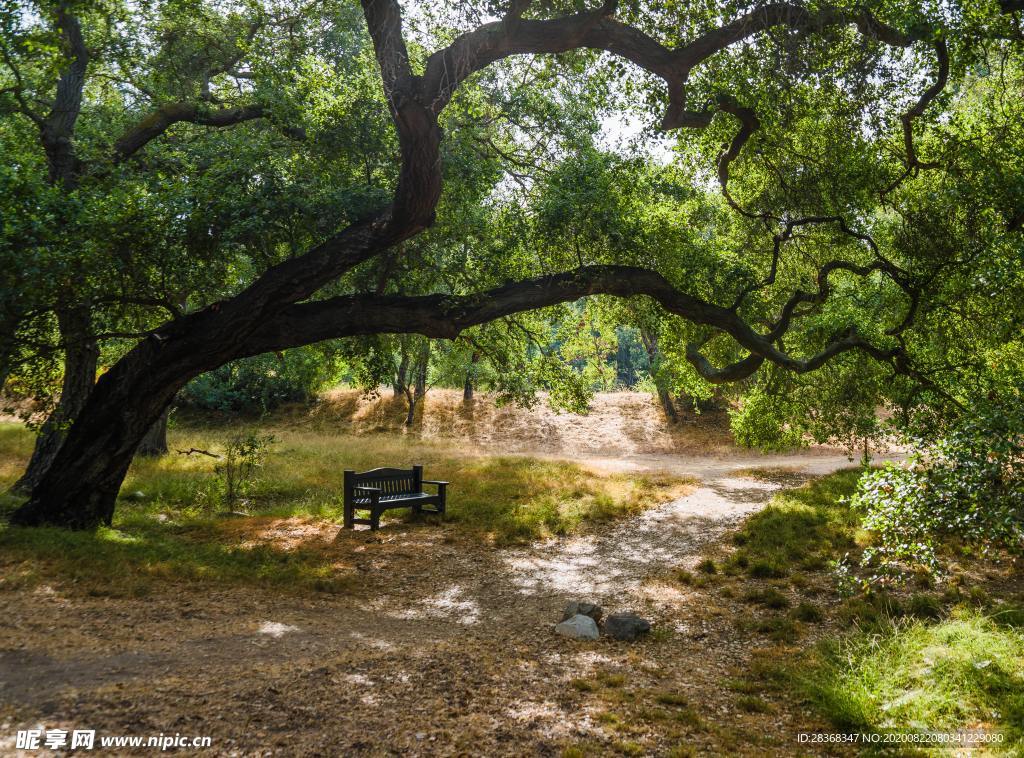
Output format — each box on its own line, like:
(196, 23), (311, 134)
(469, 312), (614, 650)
(352, 492), (441, 505)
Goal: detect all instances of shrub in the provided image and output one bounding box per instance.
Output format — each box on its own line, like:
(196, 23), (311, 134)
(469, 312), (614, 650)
(729, 389), (804, 451)
(850, 405), (1024, 585)
(696, 558), (718, 574)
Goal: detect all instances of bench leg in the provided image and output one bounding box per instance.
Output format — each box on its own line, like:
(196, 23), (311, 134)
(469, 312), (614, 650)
(371, 509), (381, 531)
(343, 500), (354, 529)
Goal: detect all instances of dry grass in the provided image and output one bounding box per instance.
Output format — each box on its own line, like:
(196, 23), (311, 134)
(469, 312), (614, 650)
(118, 424), (694, 542)
(0, 420), (693, 595)
(274, 388), (737, 457)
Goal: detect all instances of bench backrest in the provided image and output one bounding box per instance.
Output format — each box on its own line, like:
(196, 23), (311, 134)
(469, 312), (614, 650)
(344, 465), (423, 498)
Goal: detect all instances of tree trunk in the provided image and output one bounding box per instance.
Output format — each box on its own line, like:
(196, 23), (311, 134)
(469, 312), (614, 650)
(640, 326), (678, 424)
(403, 386), (417, 426)
(9, 337), (193, 527)
(655, 385), (678, 424)
(414, 347), (428, 400)
(463, 350), (478, 402)
(9, 214), (402, 528)
(136, 407), (170, 457)
(11, 308), (98, 494)
(393, 347), (409, 398)
(404, 341), (429, 426)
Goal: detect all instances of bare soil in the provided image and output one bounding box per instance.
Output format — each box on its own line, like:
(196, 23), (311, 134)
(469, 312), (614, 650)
(0, 450), (875, 757)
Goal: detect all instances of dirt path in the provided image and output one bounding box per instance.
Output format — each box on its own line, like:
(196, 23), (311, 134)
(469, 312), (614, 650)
(0, 451), (886, 756)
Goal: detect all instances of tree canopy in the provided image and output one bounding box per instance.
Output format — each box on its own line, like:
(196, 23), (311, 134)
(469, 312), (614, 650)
(1, 0), (1022, 527)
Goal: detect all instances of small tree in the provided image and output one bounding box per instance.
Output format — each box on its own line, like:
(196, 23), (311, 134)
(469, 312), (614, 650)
(214, 431), (276, 510)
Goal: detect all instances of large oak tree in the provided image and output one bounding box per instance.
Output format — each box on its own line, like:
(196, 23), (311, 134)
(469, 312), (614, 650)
(3, 0), (1022, 528)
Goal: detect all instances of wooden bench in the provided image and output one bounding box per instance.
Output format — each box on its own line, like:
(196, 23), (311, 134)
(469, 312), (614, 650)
(343, 464), (447, 531)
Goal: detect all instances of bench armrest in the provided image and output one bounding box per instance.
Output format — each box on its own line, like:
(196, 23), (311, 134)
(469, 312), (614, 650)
(422, 480), (448, 486)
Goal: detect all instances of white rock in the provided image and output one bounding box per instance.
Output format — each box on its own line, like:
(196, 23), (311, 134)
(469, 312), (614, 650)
(555, 613), (599, 640)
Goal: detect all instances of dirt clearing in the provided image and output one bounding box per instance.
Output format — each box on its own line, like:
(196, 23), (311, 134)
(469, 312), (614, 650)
(0, 445), (873, 756)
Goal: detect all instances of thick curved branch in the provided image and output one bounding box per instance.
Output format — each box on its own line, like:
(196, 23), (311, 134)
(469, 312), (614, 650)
(112, 103), (266, 162)
(715, 98), (763, 219)
(238, 265), (904, 384)
(882, 40), (949, 196)
(685, 348), (765, 382)
(419, 2), (916, 125)
(140, 1), (934, 370)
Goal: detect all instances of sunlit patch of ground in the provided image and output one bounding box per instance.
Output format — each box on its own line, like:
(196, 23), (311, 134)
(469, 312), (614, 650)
(211, 515), (339, 551)
(304, 388), (740, 457)
(732, 465), (815, 487)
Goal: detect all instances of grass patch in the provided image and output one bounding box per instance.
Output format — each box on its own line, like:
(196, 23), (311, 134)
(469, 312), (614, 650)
(726, 469), (863, 579)
(792, 601), (823, 623)
(0, 520), (356, 596)
(0, 421), (692, 593)
(742, 587), (790, 610)
(735, 695), (772, 713)
(793, 608), (1024, 748)
(654, 692), (689, 707)
(752, 616), (801, 643)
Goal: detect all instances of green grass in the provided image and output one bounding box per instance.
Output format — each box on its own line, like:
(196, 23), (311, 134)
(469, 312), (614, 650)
(726, 469), (864, 579)
(0, 521), (355, 596)
(0, 421), (691, 593)
(742, 587), (790, 609)
(718, 470), (1024, 752)
(794, 608), (1024, 749)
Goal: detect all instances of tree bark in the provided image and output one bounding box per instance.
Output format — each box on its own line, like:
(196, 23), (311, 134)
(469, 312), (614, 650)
(640, 326), (678, 424)
(136, 407), (170, 457)
(463, 351), (479, 402)
(393, 346), (409, 398)
(404, 341), (429, 426)
(11, 308), (98, 494)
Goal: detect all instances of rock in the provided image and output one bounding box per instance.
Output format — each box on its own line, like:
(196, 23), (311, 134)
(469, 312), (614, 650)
(604, 613), (652, 641)
(124, 490), (146, 502)
(554, 613), (600, 640)
(561, 601), (604, 624)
